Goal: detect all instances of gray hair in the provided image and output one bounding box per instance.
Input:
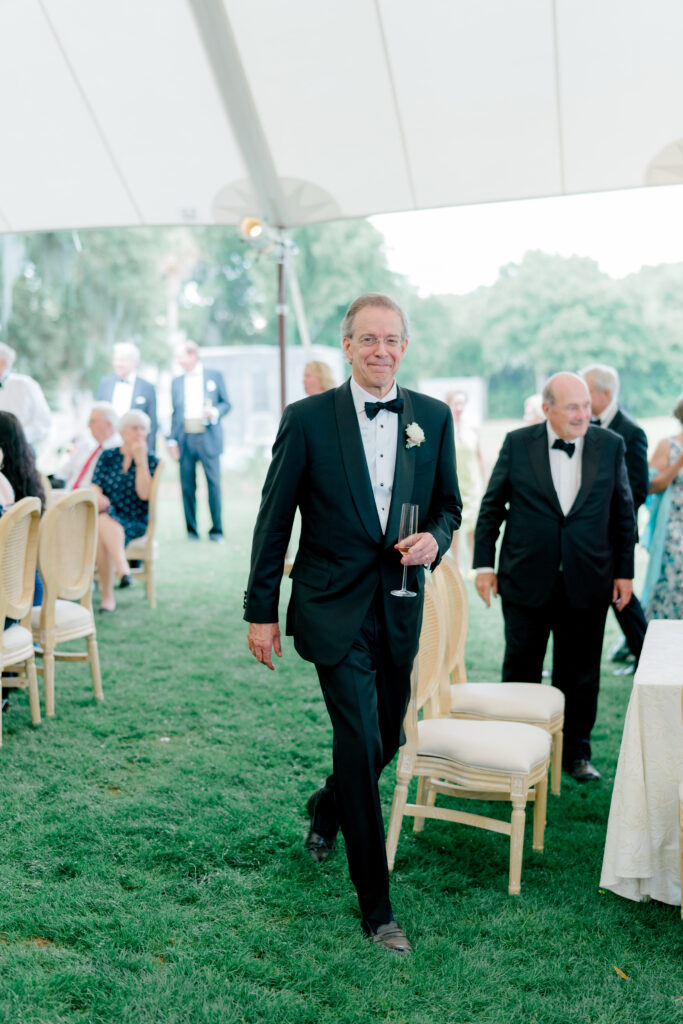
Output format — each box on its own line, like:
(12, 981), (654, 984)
(674, 394), (683, 425)
(542, 372), (589, 407)
(340, 293), (409, 342)
(89, 401), (119, 427)
(0, 342), (16, 370)
(118, 409), (150, 433)
(579, 363), (619, 399)
(113, 340), (140, 366)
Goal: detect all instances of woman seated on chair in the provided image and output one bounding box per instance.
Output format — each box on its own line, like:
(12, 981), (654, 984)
(0, 413), (46, 709)
(91, 410), (158, 613)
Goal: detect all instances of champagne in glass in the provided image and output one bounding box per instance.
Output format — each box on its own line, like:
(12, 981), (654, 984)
(391, 503), (419, 598)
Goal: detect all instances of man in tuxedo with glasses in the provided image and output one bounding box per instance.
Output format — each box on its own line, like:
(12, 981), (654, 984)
(474, 372), (636, 783)
(244, 293), (461, 953)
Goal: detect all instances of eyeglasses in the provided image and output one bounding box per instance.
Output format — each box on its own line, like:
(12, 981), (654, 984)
(357, 335), (403, 349)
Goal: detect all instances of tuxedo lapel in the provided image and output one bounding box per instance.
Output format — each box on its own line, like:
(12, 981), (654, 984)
(384, 387), (416, 547)
(526, 425), (564, 516)
(334, 381), (382, 544)
(569, 429), (600, 516)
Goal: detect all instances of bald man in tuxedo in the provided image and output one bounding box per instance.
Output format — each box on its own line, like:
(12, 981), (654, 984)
(474, 372), (636, 783)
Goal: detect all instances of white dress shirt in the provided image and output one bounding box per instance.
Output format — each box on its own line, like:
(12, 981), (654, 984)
(59, 433), (121, 490)
(476, 423), (584, 576)
(547, 422), (583, 516)
(0, 372), (51, 445)
(183, 365), (205, 419)
(111, 375), (135, 419)
(593, 398), (618, 429)
(350, 377), (399, 534)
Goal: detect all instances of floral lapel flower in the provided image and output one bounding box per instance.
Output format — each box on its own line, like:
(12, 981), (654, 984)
(405, 422), (425, 449)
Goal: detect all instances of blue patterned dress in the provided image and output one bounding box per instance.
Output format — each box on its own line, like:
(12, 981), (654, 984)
(645, 437), (683, 621)
(92, 449), (158, 544)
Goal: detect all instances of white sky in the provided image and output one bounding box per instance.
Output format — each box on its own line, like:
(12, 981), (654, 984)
(370, 184), (683, 297)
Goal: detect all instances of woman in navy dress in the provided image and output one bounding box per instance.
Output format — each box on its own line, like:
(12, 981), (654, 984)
(91, 409), (158, 613)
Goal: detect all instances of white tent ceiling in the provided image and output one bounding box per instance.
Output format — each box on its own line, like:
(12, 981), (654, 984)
(1, 0), (683, 235)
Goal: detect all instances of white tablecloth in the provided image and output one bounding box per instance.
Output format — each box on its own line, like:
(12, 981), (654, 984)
(600, 619), (683, 905)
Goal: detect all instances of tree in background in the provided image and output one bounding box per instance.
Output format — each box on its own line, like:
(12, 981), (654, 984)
(3, 229), (171, 403)
(2, 224), (683, 417)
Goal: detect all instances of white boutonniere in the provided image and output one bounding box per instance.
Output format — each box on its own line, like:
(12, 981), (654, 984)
(405, 422), (425, 449)
(206, 379), (217, 392)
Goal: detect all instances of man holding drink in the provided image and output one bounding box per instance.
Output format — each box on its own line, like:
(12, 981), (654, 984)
(244, 293), (461, 953)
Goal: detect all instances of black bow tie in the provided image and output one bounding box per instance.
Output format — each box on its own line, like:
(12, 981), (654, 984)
(552, 438), (576, 458)
(364, 397), (404, 421)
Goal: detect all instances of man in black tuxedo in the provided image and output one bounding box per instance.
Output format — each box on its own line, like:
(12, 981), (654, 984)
(580, 364), (649, 670)
(96, 341), (158, 451)
(168, 339), (231, 542)
(245, 294), (461, 953)
(474, 372), (636, 783)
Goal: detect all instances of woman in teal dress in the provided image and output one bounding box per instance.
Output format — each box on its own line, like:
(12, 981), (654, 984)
(642, 395), (683, 620)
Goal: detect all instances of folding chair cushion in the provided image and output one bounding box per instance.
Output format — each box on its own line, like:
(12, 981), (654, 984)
(418, 719), (552, 775)
(450, 682), (565, 723)
(31, 600), (94, 640)
(2, 624), (35, 662)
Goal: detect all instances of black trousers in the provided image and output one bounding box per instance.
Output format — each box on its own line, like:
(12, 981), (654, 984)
(502, 573), (609, 766)
(314, 595), (412, 929)
(613, 592), (647, 663)
(179, 435), (223, 538)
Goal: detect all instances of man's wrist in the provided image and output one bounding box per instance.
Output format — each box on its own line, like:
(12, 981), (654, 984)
(475, 567), (495, 575)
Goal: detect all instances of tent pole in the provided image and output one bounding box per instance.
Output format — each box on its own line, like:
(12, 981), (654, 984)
(277, 252), (287, 412)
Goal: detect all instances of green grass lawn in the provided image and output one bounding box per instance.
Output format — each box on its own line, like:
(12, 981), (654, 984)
(1, 463), (681, 1024)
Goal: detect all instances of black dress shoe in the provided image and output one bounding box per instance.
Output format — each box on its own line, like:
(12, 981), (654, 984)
(119, 574), (134, 589)
(304, 788), (338, 863)
(609, 639), (634, 663)
(363, 919), (412, 954)
(568, 759), (601, 781)
(613, 662), (636, 677)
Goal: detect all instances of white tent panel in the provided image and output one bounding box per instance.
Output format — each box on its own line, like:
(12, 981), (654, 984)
(558, 0), (683, 193)
(0, 0), (137, 231)
(381, 0), (563, 208)
(227, 0), (415, 220)
(1, 0), (683, 233)
(44, 0), (249, 226)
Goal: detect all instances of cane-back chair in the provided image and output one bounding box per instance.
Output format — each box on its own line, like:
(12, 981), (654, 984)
(435, 548), (565, 796)
(0, 497), (42, 744)
(124, 459), (164, 608)
(385, 572), (552, 895)
(31, 490), (103, 716)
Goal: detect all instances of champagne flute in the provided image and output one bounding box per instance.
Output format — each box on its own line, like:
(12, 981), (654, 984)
(391, 503), (419, 598)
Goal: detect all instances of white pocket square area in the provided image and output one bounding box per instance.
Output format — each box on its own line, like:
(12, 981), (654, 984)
(206, 380), (217, 392)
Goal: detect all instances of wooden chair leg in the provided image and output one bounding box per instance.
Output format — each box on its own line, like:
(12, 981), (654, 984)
(413, 775), (437, 833)
(413, 776), (428, 832)
(532, 772), (548, 853)
(508, 794), (527, 895)
(551, 729), (563, 796)
(386, 780), (409, 871)
(147, 562), (156, 609)
(43, 649), (55, 717)
(26, 656), (41, 725)
(87, 635), (104, 701)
